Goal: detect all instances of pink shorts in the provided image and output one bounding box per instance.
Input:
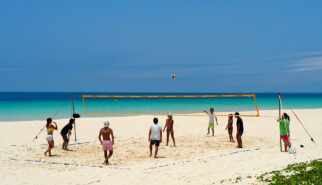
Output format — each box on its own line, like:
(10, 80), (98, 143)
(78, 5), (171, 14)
(102, 140), (113, 151)
(281, 135), (290, 140)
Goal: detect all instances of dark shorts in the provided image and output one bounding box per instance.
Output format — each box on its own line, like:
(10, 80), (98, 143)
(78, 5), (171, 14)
(238, 130), (244, 136)
(61, 134), (69, 142)
(150, 140), (160, 147)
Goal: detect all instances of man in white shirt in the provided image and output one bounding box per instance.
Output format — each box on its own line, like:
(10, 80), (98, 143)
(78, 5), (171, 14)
(148, 117), (162, 158)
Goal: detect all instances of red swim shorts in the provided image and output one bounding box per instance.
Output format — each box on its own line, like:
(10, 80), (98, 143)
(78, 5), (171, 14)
(280, 135), (290, 140)
(102, 140), (113, 151)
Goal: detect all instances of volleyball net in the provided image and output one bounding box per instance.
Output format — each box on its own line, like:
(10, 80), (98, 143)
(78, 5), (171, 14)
(82, 94), (259, 117)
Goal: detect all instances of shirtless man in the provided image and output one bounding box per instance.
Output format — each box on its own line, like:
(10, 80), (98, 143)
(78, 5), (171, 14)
(235, 112), (244, 148)
(98, 120), (114, 165)
(163, 113), (176, 146)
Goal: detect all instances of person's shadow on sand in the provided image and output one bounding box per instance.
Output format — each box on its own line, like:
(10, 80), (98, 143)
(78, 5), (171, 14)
(64, 149), (76, 152)
(155, 156), (166, 159)
(48, 154), (58, 157)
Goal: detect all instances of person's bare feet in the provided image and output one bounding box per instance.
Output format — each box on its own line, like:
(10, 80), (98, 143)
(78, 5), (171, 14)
(154, 156), (158, 158)
(149, 154), (152, 157)
(104, 159), (109, 165)
(44, 152), (47, 156)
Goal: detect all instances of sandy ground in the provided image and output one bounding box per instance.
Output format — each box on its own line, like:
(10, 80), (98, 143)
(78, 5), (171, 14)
(0, 109), (321, 185)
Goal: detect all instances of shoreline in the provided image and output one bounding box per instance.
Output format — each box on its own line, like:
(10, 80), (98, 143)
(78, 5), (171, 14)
(1, 107), (322, 123)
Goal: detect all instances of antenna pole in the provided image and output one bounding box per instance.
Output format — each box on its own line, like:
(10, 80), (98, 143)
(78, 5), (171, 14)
(278, 93), (282, 152)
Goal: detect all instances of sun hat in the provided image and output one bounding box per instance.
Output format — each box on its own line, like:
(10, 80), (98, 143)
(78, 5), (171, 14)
(104, 120), (110, 128)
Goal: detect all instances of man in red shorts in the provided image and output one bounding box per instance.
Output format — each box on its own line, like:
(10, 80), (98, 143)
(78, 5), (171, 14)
(98, 120), (114, 165)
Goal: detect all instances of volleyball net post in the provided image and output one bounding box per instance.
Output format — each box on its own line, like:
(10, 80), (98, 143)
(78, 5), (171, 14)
(72, 95), (77, 142)
(278, 93), (282, 152)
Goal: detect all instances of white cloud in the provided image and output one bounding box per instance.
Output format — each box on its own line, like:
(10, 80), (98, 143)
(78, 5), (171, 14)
(291, 56), (322, 72)
(292, 51), (322, 58)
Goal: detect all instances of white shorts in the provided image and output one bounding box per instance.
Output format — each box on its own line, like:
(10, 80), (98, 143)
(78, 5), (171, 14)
(46, 135), (54, 141)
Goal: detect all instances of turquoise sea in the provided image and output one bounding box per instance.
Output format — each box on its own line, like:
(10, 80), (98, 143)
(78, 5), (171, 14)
(0, 92), (322, 121)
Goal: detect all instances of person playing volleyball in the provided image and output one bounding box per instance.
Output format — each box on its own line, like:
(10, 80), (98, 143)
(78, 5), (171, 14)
(163, 113), (176, 147)
(225, 114), (234, 142)
(98, 120), (114, 165)
(203, 108), (218, 136)
(277, 113), (291, 152)
(149, 118), (162, 158)
(235, 112), (244, 148)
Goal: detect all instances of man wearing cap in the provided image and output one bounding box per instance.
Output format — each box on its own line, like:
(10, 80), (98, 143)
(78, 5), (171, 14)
(98, 120), (114, 165)
(163, 113), (176, 147)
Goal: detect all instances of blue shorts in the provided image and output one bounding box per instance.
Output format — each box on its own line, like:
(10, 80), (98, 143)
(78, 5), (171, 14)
(238, 130), (244, 136)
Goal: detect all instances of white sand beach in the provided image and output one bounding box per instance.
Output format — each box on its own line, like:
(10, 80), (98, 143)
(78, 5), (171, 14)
(0, 109), (321, 185)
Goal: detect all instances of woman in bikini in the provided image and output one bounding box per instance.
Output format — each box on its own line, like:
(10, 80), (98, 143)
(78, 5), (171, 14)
(44, 118), (58, 156)
(225, 114), (234, 142)
(163, 113), (176, 147)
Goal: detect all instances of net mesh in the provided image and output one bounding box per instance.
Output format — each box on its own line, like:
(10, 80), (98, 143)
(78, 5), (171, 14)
(83, 94), (259, 117)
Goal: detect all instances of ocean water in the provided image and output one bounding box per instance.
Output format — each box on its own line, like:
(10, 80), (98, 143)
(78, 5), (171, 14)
(0, 92), (322, 122)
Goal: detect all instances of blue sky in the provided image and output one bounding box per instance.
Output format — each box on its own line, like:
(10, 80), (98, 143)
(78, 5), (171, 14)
(1, 0), (322, 92)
